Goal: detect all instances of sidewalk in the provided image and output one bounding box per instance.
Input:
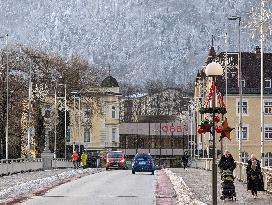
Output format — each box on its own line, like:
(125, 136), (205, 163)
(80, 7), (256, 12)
(171, 168), (272, 205)
(0, 168), (102, 204)
(155, 170), (177, 205)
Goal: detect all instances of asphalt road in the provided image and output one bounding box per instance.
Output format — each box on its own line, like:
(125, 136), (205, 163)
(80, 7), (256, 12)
(20, 170), (156, 205)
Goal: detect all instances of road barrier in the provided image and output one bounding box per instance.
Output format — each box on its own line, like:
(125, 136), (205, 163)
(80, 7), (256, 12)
(193, 158), (272, 194)
(0, 158), (73, 176)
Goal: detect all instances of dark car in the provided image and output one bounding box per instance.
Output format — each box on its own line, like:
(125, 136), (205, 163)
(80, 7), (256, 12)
(106, 151), (127, 170)
(132, 153), (155, 175)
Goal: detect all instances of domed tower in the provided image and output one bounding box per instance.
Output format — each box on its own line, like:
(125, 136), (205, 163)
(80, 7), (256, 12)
(99, 70), (121, 150)
(101, 75), (120, 93)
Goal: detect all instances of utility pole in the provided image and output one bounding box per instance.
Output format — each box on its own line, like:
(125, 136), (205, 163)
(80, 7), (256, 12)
(5, 34), (8, 159)
(27, 59), (32, 158)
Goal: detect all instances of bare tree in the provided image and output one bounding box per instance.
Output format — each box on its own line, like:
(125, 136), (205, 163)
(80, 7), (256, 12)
(0, 45), (105, 159)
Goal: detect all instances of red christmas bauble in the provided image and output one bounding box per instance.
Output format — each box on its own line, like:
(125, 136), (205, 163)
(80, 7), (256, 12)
(214, 116), (220, 123)
(204, 124), (211, 133)
(215, 126), (223, 133)
(198, 127), (204, 134)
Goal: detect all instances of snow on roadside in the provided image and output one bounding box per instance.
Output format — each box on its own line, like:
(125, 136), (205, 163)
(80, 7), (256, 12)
(0, 168), (102, 203)
(163, 169), (207, 205)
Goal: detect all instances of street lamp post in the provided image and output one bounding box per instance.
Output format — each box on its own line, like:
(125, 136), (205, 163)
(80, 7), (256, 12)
(27, 59), (33, 158)
(188, 102), (196, 159)
(260, 0), (266, 167)
(205, 62), (223, 205)
(159, 122), (162, 165)
(148, 122), (151, 153)
(228, 16), (243, 162)
(171, 122), (174, 157)
(71, 91), (81, 152)
(54, 81), (57, 158)
(3, 34), (8, 159)
(64, 84), (67, 159)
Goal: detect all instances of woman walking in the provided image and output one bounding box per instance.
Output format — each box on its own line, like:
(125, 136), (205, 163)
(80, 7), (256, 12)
(246, 154), (264, 198)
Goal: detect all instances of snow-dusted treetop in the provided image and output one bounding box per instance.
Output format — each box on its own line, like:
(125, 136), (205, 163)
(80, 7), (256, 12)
(0, 0), (270, 85)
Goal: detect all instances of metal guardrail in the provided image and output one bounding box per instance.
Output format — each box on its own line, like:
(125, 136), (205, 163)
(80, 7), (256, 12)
(0, 158), (73, 176)
(193, 158), (272, 194)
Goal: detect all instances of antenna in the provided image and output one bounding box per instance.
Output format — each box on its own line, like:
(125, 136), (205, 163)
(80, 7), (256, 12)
(108, 64), (111, 76)
(211, 35), (214, 47)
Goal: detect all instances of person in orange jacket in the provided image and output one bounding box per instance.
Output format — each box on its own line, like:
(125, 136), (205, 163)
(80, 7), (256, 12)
(72, 151), (79, 169)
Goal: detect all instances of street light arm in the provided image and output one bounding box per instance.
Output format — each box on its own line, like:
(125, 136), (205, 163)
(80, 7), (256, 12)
(228, 16), (241, 21)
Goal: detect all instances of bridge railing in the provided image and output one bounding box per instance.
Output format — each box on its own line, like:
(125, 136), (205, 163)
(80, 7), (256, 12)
(52, 158), (73, 169)
(193, 158), (272, 194)
(0, 158), (43, 175)
(0, 158), (73, 176)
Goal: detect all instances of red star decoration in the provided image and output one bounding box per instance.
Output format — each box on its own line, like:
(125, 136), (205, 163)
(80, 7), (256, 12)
(219, 117), (235, 142)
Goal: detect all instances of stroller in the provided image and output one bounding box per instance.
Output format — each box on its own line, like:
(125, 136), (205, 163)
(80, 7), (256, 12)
(220, 169), (236, 201)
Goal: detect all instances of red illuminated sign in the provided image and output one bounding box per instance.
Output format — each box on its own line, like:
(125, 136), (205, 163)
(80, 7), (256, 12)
(161, 125), (184, 133)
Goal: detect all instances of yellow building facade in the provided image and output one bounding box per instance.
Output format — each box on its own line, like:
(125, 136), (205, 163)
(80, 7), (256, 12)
(195, 47), (272, 167)
(67, 76), (121, 156)
(222, 95), (272, 164)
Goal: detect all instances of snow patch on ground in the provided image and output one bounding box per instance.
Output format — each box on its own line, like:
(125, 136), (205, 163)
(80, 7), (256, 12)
(0, 168), (102, 203)
(164, 169), (207, 205)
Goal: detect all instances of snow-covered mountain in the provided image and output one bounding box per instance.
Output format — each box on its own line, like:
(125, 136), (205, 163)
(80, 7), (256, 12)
(0, 0), (270, 85)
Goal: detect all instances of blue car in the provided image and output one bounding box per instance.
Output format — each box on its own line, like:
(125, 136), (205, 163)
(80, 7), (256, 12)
(132, 153), (155, 175)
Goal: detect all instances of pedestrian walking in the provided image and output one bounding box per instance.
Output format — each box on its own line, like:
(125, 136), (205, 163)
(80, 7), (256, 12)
(246, 154), (264, 198)
(182, 152), (189, 169)
(72, 151), (79, 169)
(77, 152), (82, 168)
(218, 150), (236, 172)
(81, 150), (87, 169)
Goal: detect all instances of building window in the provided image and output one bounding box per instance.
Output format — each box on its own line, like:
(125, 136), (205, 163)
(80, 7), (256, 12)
(264, 100), (272, 115)
(112, 128), (117, 142)
(241, 79), (246, 87)
(264, 126), (272, 140)
(237, 126), (248, 140)
(241, 151), (249, 163)
(66, 127), (71, 142)
(264, 152), (272, 167)
(237, 100), (248, 115)
(84, 127), (90, 142)
(265, 79), (271, 88)
(112, 106), (116, 118)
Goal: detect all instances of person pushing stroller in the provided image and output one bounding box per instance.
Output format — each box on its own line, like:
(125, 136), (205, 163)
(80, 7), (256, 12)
(218, 150), (237, 200)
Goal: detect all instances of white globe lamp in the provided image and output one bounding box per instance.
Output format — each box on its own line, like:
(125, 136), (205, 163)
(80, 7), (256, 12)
(205, 62), (223, 76)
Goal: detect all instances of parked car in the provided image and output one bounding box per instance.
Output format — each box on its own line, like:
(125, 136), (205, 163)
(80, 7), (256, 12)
(106, 151), (127, 170)
(132, 153), (155, 175)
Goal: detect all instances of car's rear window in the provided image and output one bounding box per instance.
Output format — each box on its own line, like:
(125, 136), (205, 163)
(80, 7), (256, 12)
(135, 154), (152, 160)
(107, 152), (123, 158)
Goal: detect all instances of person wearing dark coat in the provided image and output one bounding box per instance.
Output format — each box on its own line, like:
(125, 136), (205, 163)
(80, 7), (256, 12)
(77, 152), (82, 168)
(182, 152), (189, 169)
(218, 150), (236, 172)
(246, 154), (264, 198)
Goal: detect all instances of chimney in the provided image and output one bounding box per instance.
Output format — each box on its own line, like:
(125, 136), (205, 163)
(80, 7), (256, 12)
(255, 46), (261, 59)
